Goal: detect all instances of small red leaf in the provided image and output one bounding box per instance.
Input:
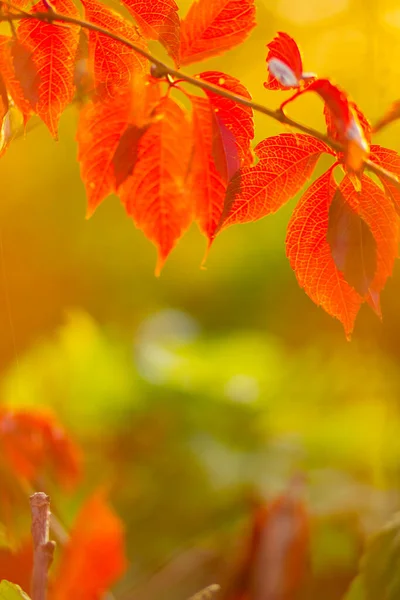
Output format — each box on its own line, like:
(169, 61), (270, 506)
(286, 169), (363, 339)
(219, 133), (333, 232)
(53, 491), (127, 600)
(82, 0), (147, 98)
(0, 408), (81, 488)
(17, 0), (80, 137)
(197, 71), (254, 170)
(370, 145), (400, 214)
(118, 96), (193, 274)
(180, 0), (256, 66)
(121, 0), (180, 64)
(264, 32), (305, 90)
(188, 94), (227, 244)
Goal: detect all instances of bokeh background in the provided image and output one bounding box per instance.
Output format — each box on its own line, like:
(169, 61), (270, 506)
(1, 0), (400, 598)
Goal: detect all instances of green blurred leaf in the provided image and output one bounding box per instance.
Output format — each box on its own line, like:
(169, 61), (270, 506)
(0, 581), (30, 600)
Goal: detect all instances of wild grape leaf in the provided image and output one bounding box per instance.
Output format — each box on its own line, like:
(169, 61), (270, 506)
(82, 0), (147, 98)
(339, 175), (399, 313)
(327, 188), (377, 297)
(197, 71), (254, 169)
(0, 36), (38, 125)
(53, 491), (127, 600)
(118, 96), (193, 274)
(77, 91), (132, 216)
(286, 169), (363, 339)
(17, 0), (80, 137)
(264, 32), (317, 91)
(225, 478), (309, 600)
(0, 408), (81, 488)
(180, 0), (256, 66)
(369, 145), (400, 214)
(188, 95), (227, 244)
(0, 540), (33, 595)
(219, 133), (334, 232)
(120, 0), (180, 64)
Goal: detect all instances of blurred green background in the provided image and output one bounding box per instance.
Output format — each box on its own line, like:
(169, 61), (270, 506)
(2, 0), (400, 598)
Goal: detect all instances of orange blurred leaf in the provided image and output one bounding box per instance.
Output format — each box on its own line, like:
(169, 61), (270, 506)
(370, 145), (400, 214)
(121, 0), (180, 64)
(0, 539), (33, 595)
(17, 0), (80, 137)
(52, 491), (127, 600)
(82, 0), (147, 98)
(180, 0), (256, 66)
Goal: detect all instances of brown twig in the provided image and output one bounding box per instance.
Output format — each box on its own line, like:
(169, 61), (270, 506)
(1, 5), (400, 190)
(30, 492), (56, 600)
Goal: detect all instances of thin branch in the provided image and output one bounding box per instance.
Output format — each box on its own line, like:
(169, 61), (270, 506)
(30, 492), (56, 600)
(188, 584), (220, 600)
(1, 6), (400, 190)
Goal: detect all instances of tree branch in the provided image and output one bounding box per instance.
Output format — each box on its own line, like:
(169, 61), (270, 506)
(30, 492), (56, 600)
(2, 5), (400, 190)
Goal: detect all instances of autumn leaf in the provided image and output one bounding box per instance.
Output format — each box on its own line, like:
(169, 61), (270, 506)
(0, 539), (33, 595)
(197, 71), (254, 169)
(188, 94), (227, 244)
(218, 133), (333, 232)
(121, 0), (180, 64)
(118, 96), (193, 274)
(286, 168), (363, 339)
(180, 0), (256, 66)
(81, 0), (147, 98)
(52, 491), (127, 600)
(17, 0), (80, 137)
(0, 581), (30, 600)
(264, 32), (316, 90)
(369, 145), (400, 214)
(0, 408), (81, 488)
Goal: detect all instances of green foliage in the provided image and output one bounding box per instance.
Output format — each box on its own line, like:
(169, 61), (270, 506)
(0, 582), (30, 600)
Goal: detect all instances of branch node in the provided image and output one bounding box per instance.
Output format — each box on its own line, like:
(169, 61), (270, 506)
(150, 63), (169, 79)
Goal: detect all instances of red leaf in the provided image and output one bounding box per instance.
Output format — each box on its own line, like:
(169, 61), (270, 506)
(339, 174), (399, 312)
(219, 133), (333, 232)
(77, 90), (133, 216)
(53, 491), (127, 600)
(0, 409), (81, 488)
(0, 539), (33, 594)
(197, 71), (254, 170)
(118, 96), (193, 274)
(264, 32), (316, 91)
(0, 36), (38, 125)
(121, 0), (180, 64)
(188, 95), (227, 244)
(286, 169), (362, 339)
(180, 0), (256, 66)
(81, 0), (147, 98)
(17, 0), (80, 137)
(370, 145), (400, 214)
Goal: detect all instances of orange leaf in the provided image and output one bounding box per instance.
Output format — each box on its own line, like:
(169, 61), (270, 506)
(339, 174), (399, 314)
(17, 0), (80, 137)
(0, 408), (81, 488)
(370, 145), (400, 214)
(0, 36), (38, 125)
(286, 169), (362, 339)
(219, 133), (333, 232)
(264, 32), (315, 91)
(81, 0), (147, 98)
(53, 491), (127, 600)
(118, 96), (193, 274)
(197, 70), (254, 170)
(121, 0), (180, 64)
(0, 539), (33, 594)
(180, 0), (256, 66)
(188, 95), (227, 244)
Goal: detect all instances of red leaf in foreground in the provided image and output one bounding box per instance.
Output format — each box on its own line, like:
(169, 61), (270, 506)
(180, 0), (256, 66)
(219, 133), (333, 232)
(77, 90), (132, 216)
(121, 0), (180, 64)
(0, 409), (81, 488)
(0, 539), (33, 594)
(118, 96), (193, 274)
(197, 71), (254, 169)
(188, 95), (227, 244)
(286, 169), (362, 339)
(370, 145), (400, 214)
(53, 491), (126, 600)
(339, 175), (399, 312)
(264, 32), (316, 91)
(17, 0), (80, 137)
(82, 0), (147, 98)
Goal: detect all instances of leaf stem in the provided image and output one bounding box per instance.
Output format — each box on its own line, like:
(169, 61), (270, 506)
(30, 492), (56, 600)
(1, 4), (400, 190)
